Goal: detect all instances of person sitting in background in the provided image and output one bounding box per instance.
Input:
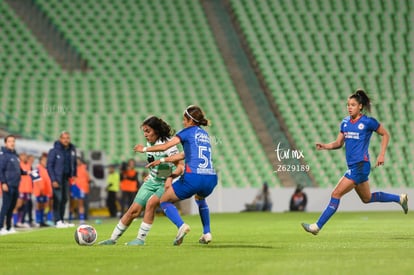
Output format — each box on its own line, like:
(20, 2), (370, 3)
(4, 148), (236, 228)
(289, 185), (307, 212)
(245, 182), (272, 212)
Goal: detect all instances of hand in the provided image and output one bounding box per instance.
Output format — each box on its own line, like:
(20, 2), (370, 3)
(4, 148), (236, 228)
(1, 183), (8, 192)
(133, 144), (145, 153)
(316, 143), (325, 150)
(52, 181), (59, 188)
(376, 155), (385, 167)
(145, 159), (161, 168)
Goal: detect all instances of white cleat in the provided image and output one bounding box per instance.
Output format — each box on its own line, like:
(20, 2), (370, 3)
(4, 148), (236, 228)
(400, 194), (408, 214)
(173, 224), (190, 246)
(301, 223), (320, 235)
(55, 220), (69, 229)
(199, 233), (212, 244)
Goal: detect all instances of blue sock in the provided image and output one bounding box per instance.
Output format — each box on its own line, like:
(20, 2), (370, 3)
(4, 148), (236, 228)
(40, 209), (44, 224)
(47, 211), (53, 222)
(160, 202), (184, 228)
(369, 192), (400, 203)
(35, 210), (42, 224)
(196, 199), (211, 234)
(316, 197), (340, 229)
(13, 213), (19, 225)
(79, 213), (85, 222)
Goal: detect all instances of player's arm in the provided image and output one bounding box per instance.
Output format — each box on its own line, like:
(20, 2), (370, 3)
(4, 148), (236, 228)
(145, 152), (185, 168)
(375, 124), (389, 167)
(134, 136), (181, 153)
(171, 159), (184, 179)
(316, 132), (345, 150)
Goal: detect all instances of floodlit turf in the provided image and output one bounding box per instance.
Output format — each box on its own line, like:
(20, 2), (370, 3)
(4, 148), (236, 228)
(0, 211), (413, 274)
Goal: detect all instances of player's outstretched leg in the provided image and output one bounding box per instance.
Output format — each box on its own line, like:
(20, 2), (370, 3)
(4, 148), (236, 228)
(98, 221), (128, 245)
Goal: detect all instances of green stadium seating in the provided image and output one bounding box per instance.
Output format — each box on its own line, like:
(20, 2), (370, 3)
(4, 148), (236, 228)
(230, 0), (413, 187)
(0, 0), (281, 188)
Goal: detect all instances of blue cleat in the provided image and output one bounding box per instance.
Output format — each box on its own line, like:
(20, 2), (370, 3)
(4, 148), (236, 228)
(125, 239), (145, 246)
(98, 239), (116, 245)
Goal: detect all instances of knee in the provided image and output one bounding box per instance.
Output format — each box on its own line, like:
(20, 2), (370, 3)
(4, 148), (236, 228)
(361, 195), (371, 204)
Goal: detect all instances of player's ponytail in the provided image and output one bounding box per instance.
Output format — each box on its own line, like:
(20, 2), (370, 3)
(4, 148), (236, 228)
(184, 105), (210, 126)
(350, 89), (371, 113)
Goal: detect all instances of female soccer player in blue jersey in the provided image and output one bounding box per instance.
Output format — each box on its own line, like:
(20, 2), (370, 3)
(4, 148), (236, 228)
(134, 105), (218, 245)
(302, 89), (408, 235)
(99, 116), (184, 245)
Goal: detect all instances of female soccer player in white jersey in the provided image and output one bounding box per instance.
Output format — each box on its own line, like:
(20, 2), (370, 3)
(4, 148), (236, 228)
(99, 116), (184, 245)
(302, 89), (408, 235)
(135, 105), (218, 246)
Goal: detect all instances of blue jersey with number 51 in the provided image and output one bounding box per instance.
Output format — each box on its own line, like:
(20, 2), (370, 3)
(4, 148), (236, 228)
(176, 126), (216, 175)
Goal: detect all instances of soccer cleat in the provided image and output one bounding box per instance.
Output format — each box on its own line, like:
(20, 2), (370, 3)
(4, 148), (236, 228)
(98, 239), (116, 245)
(16, 222), (30, 228)
(301, 223), (320, 235)
(400, 194), (408, 214)
(125, 239), (145, 246)
(199, 233), (212, 244)
(0, 228), (9, 236)
(7, 228), (17, 234)
(173, 223), (191, 246)
(65, 222), (75, 228)
(55, 220), (69, 228)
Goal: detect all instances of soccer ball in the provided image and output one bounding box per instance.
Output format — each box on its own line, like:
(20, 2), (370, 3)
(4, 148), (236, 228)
(74, 225), (97, 246)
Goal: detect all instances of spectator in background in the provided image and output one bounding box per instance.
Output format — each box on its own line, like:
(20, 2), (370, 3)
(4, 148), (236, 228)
(69, 157), (90, 224)
(120, 159), (139, 216)
(47, 131), (77, 228)
(254, 182), (272, 211)
(0, 135), (28, 235)
(289, 185), (307, 212)
(244, 182), (273, 212)
(31, 153), (51, 226)
(13, 153), (33, 228)
(106, 164), (120, 218)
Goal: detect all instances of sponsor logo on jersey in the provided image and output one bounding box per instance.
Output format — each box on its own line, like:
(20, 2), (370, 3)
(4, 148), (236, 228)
(344, 132), (360, 139)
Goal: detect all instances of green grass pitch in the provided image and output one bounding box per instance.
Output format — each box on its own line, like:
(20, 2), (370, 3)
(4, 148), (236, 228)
(0, 211), (413, 274)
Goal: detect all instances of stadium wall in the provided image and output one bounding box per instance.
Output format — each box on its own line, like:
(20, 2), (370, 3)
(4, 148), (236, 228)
(186, 186), (414, 214)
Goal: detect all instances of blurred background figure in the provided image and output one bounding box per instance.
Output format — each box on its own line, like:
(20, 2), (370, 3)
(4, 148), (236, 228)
(119, 159), (139, 216)
(289, 185), (307, 212)
(245, 182), (272, 212)
(105, 164), (120, 218)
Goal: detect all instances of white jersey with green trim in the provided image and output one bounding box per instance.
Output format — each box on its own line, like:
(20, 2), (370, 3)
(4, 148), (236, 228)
(146, 138), (179, 181)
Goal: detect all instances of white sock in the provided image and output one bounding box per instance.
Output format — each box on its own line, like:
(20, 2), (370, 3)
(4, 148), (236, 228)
(137, 222), (152, 241)
(111, 221), (128, 241)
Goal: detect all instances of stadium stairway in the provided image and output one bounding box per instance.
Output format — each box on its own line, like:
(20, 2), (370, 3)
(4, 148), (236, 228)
(201, 0), (314, 187)
(5, 0), (88, 71)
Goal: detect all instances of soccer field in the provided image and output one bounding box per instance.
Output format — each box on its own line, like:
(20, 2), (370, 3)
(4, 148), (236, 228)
(0, 211), (412, 275)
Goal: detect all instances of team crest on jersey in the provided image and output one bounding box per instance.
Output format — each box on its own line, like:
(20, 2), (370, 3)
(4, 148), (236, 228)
(195, 131), (210, 145)
(358, 123), (365, 130)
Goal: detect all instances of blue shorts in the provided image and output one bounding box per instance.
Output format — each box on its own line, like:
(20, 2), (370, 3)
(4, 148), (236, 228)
(19, 193), (31, 201)
(172, 173), (218, 200)
(344, 161), (370, 184)
(70, 184), (86, 199)
(36, 196), (48, 203)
